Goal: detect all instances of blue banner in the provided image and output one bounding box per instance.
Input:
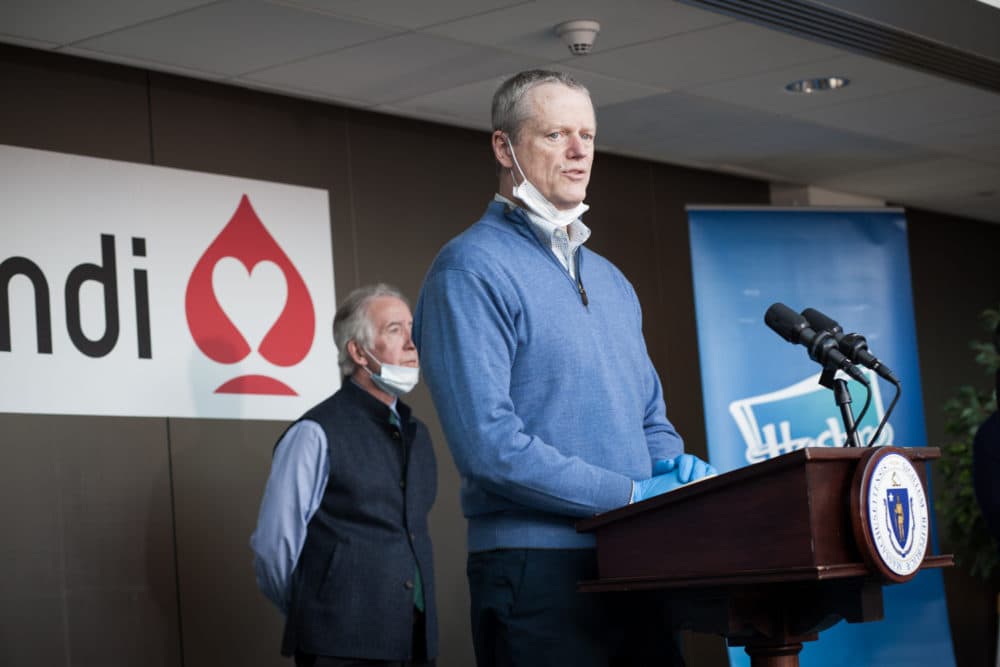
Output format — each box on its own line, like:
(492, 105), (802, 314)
(687, 207), (954, 666)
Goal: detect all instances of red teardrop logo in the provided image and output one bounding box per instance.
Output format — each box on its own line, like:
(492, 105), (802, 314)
(185, 195), (315, 394)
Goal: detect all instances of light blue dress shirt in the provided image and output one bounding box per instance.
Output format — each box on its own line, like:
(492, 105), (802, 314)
(250, 419), (329, 614)
(494, 193), (591, 279)
(250, 390), (398, 614)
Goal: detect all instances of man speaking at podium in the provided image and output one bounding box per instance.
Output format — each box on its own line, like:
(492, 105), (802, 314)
(414, 70), (714, 666)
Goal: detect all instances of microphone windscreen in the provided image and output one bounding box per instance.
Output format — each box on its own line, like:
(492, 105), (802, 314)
(764, 303), (806, 344)
(801, 308), (840, 335)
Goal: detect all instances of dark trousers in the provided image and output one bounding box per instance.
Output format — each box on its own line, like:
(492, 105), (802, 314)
(467, 548), (685, 667)
(294, 609), (435, 667)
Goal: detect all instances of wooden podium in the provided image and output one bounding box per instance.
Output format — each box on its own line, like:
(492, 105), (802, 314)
(576, 447), (952, 667)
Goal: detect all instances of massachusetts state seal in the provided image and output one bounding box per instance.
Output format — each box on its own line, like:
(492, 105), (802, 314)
(851, 447), (930, 582)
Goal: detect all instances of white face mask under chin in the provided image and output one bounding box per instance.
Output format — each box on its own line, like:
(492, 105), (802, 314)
(506, 138), (589, 226)
(363, 349), (419, 396)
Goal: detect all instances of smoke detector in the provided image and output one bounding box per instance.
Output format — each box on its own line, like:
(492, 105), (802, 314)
(555, 20), (601, 56)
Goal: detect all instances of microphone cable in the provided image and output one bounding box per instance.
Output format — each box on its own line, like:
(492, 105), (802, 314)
(868, 379), (902, 447)
(849, 379), (873, 446)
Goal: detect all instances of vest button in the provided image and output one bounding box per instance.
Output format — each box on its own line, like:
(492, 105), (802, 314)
(392, 431), (401, 440)
(400, 480), (406, 488)
(404, 580), (414, 590)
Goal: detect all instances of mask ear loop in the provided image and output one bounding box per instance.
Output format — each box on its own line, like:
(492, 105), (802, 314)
(361, 347), (384, 377)
(505, 135), (528, 187)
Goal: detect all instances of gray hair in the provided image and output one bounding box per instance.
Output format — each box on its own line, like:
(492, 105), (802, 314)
(333, 283), (409, 377)
(491, 69), (591, 143)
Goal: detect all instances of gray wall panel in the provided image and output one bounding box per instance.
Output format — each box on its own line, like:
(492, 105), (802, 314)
(168, 418), (288, 667)
(345, 110), (495, 298)
(0, 413), (179, 667)
(0, 45), (150, 163)
(0, 597), (67, 666)
(585, 152), (663, 322)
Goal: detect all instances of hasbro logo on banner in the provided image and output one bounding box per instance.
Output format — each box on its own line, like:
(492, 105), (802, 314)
(730, 368), (889, 464)
(687, 207), (954, 667)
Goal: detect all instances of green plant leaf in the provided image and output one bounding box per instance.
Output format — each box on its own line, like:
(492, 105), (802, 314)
(937, 303), (1000, 582)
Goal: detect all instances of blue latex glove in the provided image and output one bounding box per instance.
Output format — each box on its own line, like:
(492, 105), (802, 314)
(652, 453), (717, 484)
(631, 472), (686, 502)
(632, 454), (717, 503)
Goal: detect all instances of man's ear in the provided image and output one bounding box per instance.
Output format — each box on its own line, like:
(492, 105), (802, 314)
(347, 339), (367, 367)
(492, 130), (514, 169)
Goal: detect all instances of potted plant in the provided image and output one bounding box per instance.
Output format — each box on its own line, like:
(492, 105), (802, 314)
(938, 306), (1000, 578)
(937, 306), (1000, 663)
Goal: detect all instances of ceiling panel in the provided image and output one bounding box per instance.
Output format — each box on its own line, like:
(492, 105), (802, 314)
(595, 91), (786, 157)
(383, 64), (668, 132)
(595, 90), (937, 194)
(0, 0), (214, 45)
(245, 32), (538, 105)
(270, 0), (527, 30)
(686, 53), (940, 115)
(561, 65), (672, 108)
(710, 121), (937, 182)
(792, 79), (1000, 137)
(216, 73), (374, 110)
(0, 34), (59, 50)
(882, 111), (1000, 165)
(576, 20), (844, 90)
(72, 0), (399, 77)
(817, 157), (1000, 200)
(921, 193), (1000, 223)
(378, 75), (515, 129)
(426, 0), (733, 61)
(60, 45), (229, 81)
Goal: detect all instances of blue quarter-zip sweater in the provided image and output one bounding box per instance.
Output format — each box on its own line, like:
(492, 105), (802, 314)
(414, 200), (683, 551)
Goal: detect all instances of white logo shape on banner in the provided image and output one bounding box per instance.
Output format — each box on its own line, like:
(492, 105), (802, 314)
(728, 368), (892, 464)
(212, 259), (287, 356)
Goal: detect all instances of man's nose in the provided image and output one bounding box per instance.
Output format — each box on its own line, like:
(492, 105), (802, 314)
(566, 134), (589, 158)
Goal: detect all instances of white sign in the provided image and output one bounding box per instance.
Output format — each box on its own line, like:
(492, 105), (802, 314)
(1, 144), (338, 420)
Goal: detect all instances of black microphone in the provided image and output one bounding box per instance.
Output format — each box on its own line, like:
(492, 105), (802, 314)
(801, 308), (899, 384)
(764, 303), (869, 385)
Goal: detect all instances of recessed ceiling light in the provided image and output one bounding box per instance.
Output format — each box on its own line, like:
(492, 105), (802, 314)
(784, 77), (849, 94)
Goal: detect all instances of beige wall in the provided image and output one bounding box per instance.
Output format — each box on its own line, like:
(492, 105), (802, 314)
(2, 43), (999, 667)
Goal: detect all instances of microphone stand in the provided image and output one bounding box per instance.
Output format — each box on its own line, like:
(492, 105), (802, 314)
(819, 368), (862, 447)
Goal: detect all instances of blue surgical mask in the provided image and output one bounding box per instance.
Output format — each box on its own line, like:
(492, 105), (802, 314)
(506, 137), (589, 227)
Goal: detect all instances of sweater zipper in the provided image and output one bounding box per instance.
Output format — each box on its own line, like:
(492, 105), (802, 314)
(509, 207), (589, 307)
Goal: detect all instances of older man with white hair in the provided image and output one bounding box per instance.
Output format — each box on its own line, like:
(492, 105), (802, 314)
(253, 283), (437, 667)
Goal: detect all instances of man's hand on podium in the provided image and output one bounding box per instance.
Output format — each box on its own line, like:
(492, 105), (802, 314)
(653, 453), (716, 482)
(631, 454), (717, 503)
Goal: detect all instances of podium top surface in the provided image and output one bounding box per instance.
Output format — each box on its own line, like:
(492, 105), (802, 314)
(577, 446), (940, 533)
